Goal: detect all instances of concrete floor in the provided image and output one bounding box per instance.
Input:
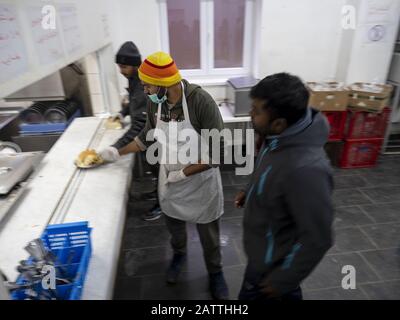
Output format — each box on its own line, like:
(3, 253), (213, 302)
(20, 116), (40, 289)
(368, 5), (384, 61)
(113, 155), (400, 300)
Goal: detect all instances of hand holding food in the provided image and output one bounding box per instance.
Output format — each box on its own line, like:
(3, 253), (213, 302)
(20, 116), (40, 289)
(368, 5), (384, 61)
(98, 146), (120, 163)
(112, 112), (124, 121)
(106, 114), (123, 129)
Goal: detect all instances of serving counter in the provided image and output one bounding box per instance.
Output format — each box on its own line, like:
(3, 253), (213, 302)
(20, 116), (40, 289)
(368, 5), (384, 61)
(0, 117), (133, 299)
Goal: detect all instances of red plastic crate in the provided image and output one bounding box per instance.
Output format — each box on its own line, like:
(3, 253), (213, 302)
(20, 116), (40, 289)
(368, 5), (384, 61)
(324, 140), (344, 167)
(346, 107), (391, 139)
(340, 138), (383, 169)
(322, 111), (347, 140)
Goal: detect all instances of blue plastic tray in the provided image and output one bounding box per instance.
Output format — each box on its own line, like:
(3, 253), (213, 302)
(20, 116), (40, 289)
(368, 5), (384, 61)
(19, 110), (81, 135)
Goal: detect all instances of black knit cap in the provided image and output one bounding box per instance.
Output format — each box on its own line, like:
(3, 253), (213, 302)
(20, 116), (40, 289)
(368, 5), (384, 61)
(115, 41), (142, 66)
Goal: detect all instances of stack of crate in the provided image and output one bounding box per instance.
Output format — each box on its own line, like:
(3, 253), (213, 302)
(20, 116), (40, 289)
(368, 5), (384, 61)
(307, 82), (393, 169)
(340, 83), (393, 168)
(307, 82), (348, 167)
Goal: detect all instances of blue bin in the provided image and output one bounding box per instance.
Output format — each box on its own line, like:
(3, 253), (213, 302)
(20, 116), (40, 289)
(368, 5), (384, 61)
(11, 221), (92, 300)
(19, 110), (81, 135)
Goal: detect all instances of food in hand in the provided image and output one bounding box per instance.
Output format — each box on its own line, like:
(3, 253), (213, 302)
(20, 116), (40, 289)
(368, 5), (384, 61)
(77, 149), (103, 167)
(105, 117), (123, 129)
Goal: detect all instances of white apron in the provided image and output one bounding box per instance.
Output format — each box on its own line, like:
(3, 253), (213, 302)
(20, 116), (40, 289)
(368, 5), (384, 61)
(156, 82), (224, 224)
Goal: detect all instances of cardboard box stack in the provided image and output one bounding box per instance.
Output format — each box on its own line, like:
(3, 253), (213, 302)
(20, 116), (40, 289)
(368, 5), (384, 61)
(307, 82), (348, 166)
(341, 83), (393, 168)
(307, 82), (392, 169)
(348, 83), (392, 113)
(307, 82), (349, 112)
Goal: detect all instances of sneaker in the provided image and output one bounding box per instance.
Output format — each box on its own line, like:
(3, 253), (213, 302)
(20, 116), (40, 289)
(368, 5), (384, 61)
(209, 271), (229, 300)
(141, 204), (163, 221)
(166, 253), (186, 285)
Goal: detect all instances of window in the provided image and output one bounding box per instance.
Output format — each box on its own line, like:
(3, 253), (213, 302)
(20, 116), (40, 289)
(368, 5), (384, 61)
(159, 0), (255, 79)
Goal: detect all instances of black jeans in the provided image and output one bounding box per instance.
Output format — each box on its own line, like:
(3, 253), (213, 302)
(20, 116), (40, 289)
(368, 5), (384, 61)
(238, 265), (303, 301)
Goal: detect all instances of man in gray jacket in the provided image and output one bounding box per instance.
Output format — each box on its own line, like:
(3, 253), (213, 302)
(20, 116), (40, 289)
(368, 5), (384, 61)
(235, 73), (334, 301)
(110, 41), (163, 221)
(112, 41), (147, 150)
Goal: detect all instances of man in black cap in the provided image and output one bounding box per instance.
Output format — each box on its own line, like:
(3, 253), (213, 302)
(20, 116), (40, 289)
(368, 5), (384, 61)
(102, 41), (163, 221)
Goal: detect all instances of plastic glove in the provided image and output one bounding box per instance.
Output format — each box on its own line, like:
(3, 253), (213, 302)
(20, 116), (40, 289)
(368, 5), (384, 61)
(167, 169), (187, 183)
(99, 146), (120, 163)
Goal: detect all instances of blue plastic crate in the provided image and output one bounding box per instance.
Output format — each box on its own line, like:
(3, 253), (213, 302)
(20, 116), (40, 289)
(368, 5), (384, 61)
(19, 110), (81, 135)
(11, 221), (92, 300)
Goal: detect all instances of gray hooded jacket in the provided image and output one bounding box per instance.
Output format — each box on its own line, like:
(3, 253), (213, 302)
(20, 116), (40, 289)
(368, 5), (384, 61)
(242, 108), (334, 295)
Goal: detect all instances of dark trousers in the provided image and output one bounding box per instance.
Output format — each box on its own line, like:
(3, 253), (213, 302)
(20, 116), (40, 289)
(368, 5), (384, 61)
(130, 152), (160, 206)
(149, 162), (160, 206)
(238, 265), (303, 301)
(165, 215), (222, 274)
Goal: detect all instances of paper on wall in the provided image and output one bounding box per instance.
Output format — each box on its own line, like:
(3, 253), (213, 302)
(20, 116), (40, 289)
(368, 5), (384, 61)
(26, 6), (64, 65)
(59, 4), (82, 55)
(0, 4), (29, 84)
(365, 0), (397, 24)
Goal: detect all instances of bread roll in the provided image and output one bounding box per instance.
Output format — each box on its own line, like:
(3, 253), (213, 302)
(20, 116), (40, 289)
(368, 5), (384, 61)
(77, 149), (102, 166)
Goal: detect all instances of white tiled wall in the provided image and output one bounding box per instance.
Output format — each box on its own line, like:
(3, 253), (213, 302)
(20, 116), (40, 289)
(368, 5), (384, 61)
(82, 53), (106, 115)
(87, 74), (103, 95)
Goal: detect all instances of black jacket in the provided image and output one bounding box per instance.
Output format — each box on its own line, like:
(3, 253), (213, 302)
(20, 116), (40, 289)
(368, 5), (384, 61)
(112, 74), (147, 149)
(243, 108), (334, 295)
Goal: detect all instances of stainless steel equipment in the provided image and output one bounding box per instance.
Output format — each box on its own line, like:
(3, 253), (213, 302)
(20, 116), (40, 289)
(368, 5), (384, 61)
(12, 134), (62, 153)
(0, 153), (34, 195)
(0, 107), (22, 143)
(226, 76), (259, 117)
(0, 113), (19, 131)
(0, 141), (21, 154)
(0, 152), (44, 225)
(5, 65), (81, 102)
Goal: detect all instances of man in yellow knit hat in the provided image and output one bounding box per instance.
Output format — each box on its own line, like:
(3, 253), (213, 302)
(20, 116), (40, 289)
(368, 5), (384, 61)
(98, 52), (228, 300)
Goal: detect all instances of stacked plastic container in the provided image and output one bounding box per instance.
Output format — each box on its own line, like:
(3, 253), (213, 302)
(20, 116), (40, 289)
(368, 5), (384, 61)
(308, 82), (393, 169)
(307, 82), (348, 167)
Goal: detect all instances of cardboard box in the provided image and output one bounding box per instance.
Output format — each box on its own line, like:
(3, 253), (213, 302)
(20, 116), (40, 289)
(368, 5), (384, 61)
(307, 82), (349, 111)
(348, 83), (393, 112)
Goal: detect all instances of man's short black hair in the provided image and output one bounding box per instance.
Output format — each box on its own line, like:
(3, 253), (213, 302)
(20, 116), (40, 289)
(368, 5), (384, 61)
(250, 72), (310, 126)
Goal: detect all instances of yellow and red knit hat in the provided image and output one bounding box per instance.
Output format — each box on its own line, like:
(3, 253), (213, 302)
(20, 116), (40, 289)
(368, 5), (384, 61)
(138, 51), (182, 87)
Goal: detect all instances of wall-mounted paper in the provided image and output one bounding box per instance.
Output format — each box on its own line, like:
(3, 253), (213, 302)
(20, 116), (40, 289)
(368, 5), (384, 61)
(365, 0), (397, 24)
(0, 4), (29, 84)
(27, 6), (64, 65)
(59, 4), (82, 55)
